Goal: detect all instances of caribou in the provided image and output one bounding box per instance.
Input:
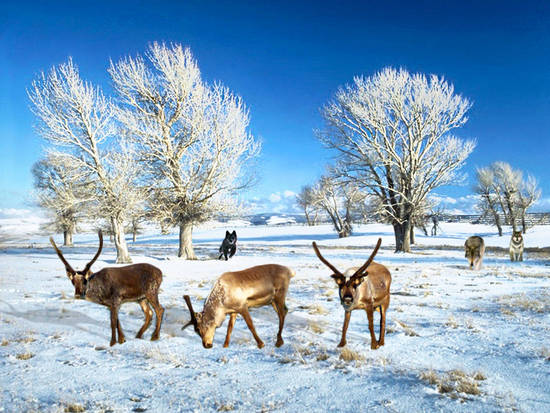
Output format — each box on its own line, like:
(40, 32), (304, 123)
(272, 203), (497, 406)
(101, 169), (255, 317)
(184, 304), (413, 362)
(183, 264), (294, 349)
(312, 238), (391, 349)
(50, 231), (164, 346)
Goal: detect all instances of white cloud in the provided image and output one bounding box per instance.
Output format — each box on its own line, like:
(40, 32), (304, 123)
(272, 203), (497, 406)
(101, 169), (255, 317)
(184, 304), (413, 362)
(269, 193), (282, 203)
(283, 190), (296, 198)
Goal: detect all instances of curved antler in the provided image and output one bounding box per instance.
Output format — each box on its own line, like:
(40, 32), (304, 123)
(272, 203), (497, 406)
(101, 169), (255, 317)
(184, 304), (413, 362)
(351, 238), (382, 279)
(83, 230), (103, 274)
(312, 242), (343, 276)
(50, 236), (76, 274)
(182, 295), (198, 330)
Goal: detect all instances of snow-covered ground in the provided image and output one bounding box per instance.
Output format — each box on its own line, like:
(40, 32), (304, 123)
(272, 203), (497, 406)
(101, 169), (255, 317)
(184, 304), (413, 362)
(1, 223), (549, 412)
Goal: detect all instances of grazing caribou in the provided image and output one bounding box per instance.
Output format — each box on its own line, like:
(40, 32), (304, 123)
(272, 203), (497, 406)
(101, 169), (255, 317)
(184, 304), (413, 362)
(183, 264), (294, 349)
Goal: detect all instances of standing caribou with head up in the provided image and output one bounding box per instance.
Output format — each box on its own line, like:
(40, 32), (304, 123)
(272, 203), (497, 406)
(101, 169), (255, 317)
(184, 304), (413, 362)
(50, 231), (164, 346)
(312, 238), (391, 349)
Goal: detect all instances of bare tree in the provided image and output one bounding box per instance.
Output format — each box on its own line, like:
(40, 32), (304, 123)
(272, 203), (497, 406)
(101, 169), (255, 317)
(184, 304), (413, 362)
(517, 175), (541, 233)
(475, 162), (540, 234)
(310, 175), (365, 238)
(31, 155), (91, 246)
(320, 67), (475, 252)
(110, 43), (260, 259)
(474, 167), (503, 236)
(28, 59), (145, 263)
(296, 185), (320, 226)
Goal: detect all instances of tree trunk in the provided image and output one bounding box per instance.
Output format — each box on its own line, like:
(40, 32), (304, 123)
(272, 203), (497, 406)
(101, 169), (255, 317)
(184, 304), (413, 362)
(132, 230), (137, 243)
(304, 210), (311, 226)
(521, 212), (527, 234)
(393, 223), (403, 252)
(410, 227), (415, 245)
(402, 219), (412, 253)
(110, 217), (132, 264)
(63, 230), (73, 247)
(393, 219), (412, 253)
(178, 222), (197, 259)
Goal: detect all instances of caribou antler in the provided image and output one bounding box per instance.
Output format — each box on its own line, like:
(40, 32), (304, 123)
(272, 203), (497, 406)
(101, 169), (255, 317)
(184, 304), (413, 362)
(312, 242), (343, 277)
(49, 237), (75, 274)
(351, 238), (382, 279)
(182, 295), (198, 330)
(83, 230), (103, 274)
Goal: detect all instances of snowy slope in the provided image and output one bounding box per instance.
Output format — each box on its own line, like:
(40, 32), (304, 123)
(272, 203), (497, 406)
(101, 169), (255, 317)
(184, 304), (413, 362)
(1, 223), (549, 412)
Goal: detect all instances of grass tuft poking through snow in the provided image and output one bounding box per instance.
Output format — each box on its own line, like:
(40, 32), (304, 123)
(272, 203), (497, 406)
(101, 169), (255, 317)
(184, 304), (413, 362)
(64, 403), (86, 412)
(420, 369), (486, 398)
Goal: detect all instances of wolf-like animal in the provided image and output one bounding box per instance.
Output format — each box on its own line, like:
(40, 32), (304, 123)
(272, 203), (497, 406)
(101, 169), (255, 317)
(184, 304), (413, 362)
(218, 230), (237, 260)
(465, 236), (485, 270)
(509, 231), (524, 262)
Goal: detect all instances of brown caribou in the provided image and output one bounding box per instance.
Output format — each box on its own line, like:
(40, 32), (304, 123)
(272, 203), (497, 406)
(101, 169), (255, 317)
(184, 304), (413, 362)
(312, 238), (391, 349)
(50, 231), (164, 346)
(183, 264), (294, 349)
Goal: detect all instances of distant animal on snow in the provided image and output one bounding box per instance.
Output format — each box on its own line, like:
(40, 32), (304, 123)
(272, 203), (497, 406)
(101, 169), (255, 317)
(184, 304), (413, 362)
(509, 231), (524, 262)
(182, 264), (294, 349)
(464, 236), (485, 270)
(312, 238), (391, 350)
(218, 230), (237, 260)
(50, 231), (164, 346)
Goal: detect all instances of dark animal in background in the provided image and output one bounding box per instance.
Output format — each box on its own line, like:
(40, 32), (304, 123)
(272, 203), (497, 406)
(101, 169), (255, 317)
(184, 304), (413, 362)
(509, 231), (524, 261)
(50, 231), (164, 346)
(465, 236), (485, 270)
(219, 230), (237, 260)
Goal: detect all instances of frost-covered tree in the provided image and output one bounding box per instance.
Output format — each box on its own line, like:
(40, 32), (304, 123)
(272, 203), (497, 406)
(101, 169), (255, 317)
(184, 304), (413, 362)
(296, 185), (320, 226)
(475, 162), (540, 234)
(28, 59), (145, 263)
(310, 175), (365, 238)
(320, 67), (475, 252)
(110, 43), (260, 259)
(31, 155), (91, 246)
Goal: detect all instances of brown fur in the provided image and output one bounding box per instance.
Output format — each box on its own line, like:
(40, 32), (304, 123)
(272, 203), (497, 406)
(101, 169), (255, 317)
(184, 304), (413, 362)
(313, 239), (392, 350)
(183, 264), (294, 349)
(50, 232), (164, 346)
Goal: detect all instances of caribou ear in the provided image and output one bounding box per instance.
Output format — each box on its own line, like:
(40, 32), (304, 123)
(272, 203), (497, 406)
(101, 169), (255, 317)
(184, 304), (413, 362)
(352, 274), (366, 286)
(331, 274), (344, 285)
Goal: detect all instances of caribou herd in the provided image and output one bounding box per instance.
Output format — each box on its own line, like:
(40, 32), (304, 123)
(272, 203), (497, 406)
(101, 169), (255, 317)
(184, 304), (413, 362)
(49, 229), (524, 349)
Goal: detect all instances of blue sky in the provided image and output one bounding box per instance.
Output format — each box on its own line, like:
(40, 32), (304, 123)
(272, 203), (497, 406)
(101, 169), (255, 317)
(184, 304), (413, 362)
(1, 0), (549, 214)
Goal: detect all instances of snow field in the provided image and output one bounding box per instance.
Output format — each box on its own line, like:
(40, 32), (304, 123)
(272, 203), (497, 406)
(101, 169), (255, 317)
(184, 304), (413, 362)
(1, 223), (549, 412)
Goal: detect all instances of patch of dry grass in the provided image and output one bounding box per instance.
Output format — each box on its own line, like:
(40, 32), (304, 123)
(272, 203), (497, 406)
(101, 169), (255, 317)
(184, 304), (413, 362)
(307, 320), (325, 334)
(306, 304), (329, 315)
(64, 404), (86, 412)
(445, 315), (458, 329)
(143, 347), (183, 367)
(538, 347), (550, 361)
(216, 402), (234, 411)
(278, 343), (330, 365)
(339, 348), (365, 362)
(394, 320), (419, 336)
(16, 352), (34, 360)
(419, 369), (485, 397)
(496, 291), (550, 314)
(1, 339), (8, 346)
(16, 335), (36, 344)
